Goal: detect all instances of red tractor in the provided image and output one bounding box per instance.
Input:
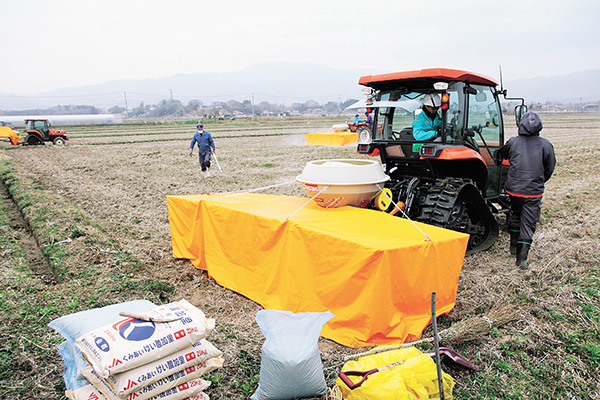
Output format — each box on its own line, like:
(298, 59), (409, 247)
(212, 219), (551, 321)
(23, 119), (68, 145)
(355, 68), (526, 252)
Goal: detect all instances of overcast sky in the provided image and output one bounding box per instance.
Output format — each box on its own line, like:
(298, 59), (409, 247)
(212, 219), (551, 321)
(1, 0), (598, 95)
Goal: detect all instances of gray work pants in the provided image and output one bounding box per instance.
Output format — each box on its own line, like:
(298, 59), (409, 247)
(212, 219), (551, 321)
(199, 151), (212, 171)
(509, 195), (542, 243)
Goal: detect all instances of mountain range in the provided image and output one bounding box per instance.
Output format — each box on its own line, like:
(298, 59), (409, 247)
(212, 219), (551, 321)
(2, 63), (599, 111)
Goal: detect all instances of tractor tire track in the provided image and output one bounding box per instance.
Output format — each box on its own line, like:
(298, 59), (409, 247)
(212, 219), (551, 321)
(0, 178), (59, 285)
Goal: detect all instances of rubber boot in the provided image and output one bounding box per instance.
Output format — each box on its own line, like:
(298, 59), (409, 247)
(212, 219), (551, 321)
(516, 241), (531, 270)
(509, 230), (519, 255)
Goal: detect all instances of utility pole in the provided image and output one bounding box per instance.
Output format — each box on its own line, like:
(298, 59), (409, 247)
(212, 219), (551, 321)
(251, 93), (255, 117)
(170, 89), (173, 101)
(124, 92), (129, 120)
(338, 94), (341, 112)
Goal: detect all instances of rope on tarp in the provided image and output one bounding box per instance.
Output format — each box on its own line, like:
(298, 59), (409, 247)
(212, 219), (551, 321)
(283, 185), (329, 222)
(375, 184), (432, 242)
(207, 180), (297, 202)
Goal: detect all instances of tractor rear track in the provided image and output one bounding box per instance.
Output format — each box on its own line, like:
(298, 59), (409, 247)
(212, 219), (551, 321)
(0, 178), (59, 285)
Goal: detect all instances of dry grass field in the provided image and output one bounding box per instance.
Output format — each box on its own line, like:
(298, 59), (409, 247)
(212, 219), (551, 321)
(0, 113), (599, 399)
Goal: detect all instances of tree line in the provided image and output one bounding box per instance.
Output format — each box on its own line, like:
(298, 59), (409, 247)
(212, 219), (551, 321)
(1, 99), (360, 118)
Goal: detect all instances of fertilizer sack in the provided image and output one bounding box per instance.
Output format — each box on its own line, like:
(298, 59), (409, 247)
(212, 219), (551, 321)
(251, 310), (334, 400)
(83, 365), (211, 400)
(83, 358), (220, 400)
(336, 346), (455, 400)
(50, 299), (157, 391)
(76, 299), (215, 378)
(66, 383), (108, 400)
(104, 339), (222, 396)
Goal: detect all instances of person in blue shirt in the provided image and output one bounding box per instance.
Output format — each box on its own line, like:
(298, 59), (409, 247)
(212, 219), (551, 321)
(189, 124), (216, 172)
(352, 114), (364, 125)
(412, 94), (442, 141)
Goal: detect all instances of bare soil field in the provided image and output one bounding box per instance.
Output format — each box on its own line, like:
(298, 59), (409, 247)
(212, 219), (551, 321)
(0, 113), (599, 399)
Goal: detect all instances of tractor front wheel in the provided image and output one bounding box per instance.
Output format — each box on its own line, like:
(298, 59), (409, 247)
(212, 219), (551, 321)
(53, 137), (66, 146)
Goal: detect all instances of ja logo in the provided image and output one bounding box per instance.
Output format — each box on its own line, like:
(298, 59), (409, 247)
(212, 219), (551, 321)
(95, 337), (110, 352)
(118, 320), (156, 341)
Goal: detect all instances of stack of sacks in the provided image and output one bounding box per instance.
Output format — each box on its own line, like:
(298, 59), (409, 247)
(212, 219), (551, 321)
(49, 299), (158, 391)
(52, 299), (222, 400)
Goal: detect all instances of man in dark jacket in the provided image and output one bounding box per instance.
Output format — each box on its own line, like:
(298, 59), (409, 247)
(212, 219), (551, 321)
(497, 111), (556, 269)
(189, 124), (216, 173)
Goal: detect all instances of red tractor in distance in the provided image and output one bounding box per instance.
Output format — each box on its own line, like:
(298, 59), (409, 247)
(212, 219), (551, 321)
(355, 68), (527, 252)
(23, 119), (69, 145)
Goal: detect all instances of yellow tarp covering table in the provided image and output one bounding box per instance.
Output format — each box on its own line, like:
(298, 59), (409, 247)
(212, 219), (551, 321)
(305, 131), (358, 146)
(167, 193), (468, 348)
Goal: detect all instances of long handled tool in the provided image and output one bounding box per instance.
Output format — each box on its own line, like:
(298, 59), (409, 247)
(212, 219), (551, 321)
(212, 151), (222, 172)
(431, 292), (445, 400)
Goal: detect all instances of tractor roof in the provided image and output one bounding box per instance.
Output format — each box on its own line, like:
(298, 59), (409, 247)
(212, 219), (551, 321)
(359, 68), (498, 90)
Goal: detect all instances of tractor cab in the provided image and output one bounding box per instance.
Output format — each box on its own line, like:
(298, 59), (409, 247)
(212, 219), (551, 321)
(24, 119), (68, 145)
(354, 68), (526, 251)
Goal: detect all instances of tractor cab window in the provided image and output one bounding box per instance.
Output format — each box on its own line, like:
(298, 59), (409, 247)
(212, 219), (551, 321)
(34, 121), (46, 131)
(376, 92), (426, 141)
(466, 85), (502, 161)
(439, 83), (464, 145)
(374, 85), (466, 144)
(27, 120), (48, 133)
(465, 84), (504, 197)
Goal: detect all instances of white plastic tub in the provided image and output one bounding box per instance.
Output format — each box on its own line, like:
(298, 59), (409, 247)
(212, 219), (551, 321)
(296, 159), (390, 208)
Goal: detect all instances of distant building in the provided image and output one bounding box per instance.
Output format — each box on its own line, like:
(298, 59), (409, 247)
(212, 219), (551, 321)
(0, 114), (122, 126)
(582, 104), (600, 112)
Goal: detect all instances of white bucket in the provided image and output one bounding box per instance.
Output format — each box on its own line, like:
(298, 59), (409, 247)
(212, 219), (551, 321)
(296, 159), (389, 208)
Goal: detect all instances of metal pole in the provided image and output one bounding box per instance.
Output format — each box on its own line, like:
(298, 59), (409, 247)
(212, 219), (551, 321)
(431, 292), (445, 400)
(124, 92), (129, 120)
(212, 151), (222, 172)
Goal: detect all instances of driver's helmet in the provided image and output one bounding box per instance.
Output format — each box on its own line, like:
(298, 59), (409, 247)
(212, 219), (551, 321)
(421, 94), (441, 108)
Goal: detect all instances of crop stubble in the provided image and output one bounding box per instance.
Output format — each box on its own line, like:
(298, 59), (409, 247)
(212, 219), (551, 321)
(2, 115), (600, 398)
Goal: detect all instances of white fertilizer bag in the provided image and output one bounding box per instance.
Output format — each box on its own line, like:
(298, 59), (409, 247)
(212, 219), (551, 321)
(76, 299), (215, 378)
(251, 310), (334, 400)
(50, 299), (157, 391)
(83, 358), (220, 400)
(66, 383), (108, 400)
(83, 366), (211, 400)
(104, 339), (222, 396)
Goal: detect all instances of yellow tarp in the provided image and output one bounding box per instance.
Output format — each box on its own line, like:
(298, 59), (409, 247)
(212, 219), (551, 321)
(167, 193), (468, 348)
(305, 131), (358, 146)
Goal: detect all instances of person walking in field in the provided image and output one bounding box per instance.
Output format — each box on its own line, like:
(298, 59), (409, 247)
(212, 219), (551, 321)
(496, 111), (556, 269)
(189, 124), (216, 174)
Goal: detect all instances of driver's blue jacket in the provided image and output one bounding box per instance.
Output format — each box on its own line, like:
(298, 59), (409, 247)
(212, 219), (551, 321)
(190, 131), (215, 154)
(412, 110), (441, 141)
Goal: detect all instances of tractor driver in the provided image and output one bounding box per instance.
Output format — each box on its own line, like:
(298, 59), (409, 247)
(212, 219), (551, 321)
(413, 94), (442, 141)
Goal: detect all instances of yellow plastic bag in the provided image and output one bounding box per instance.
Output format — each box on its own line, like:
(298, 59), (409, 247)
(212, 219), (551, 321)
(336, 346), (454, 400)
